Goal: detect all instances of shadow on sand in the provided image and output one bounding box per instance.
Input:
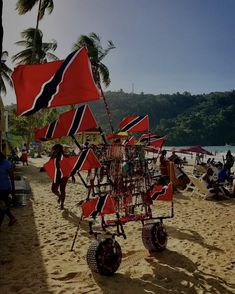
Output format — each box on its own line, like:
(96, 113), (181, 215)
(0, 166), (50, 293)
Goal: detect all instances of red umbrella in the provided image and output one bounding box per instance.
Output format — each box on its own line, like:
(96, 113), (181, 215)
(177, 146), (213, 156)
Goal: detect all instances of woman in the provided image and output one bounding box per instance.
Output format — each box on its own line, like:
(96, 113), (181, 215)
(0, 152), (17, 229)
(50, 144), (69, 210)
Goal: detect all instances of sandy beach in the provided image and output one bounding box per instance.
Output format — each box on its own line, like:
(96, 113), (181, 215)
(0, 156), (235, 294)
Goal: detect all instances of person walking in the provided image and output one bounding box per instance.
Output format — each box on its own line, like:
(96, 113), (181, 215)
(0, 152), (17, 229)
(49, 144), (69, 210)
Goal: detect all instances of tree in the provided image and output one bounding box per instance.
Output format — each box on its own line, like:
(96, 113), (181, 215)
(16, 0), (54, 63)
(16, 0), (54, 20)
(73, 32), (115, 87)
(0, 51), (12, 96)
(12, 28), (58, 64)
(73, 32), (115, 131)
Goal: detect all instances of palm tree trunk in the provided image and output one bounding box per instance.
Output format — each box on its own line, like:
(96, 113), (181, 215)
(31, 0), (42, 63)
(99, 83), (114, 133)
(0, 0), (3, 58)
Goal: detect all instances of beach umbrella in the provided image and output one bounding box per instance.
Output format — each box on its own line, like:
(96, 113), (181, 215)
(178, 146), (213, 155)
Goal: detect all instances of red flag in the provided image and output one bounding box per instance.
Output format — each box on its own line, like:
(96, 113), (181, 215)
(43, 149), (101, 183)
(148, 137), (165, 148)
(119, 115), (149, 132)
(122, 135), (135, 145)
(35, 104), (97, 141)
(81, 194), (116, 218)
(60, 148), (101, 175)
(12, 47), (102, 116)
(149, 183), (173, 201)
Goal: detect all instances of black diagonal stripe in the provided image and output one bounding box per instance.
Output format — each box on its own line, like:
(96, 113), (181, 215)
(151, 186), (167, 200)
(91, 195), (107, 218)
(70, 149), (89, 175)
(46, 121), (57, 139)
(55, 156), (62, 184)
(68, 105), (85, 135)
(121, 116), (146, 132)
(22, 50), (78, 116)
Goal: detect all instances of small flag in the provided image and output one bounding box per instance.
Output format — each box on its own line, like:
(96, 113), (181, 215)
(35, 104), (97, 141)
(119, 115), (149, 132)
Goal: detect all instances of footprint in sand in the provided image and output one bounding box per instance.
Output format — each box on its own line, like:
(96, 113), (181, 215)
(52, 272), (79, 281)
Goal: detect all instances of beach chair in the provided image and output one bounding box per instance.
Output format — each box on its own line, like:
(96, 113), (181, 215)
(187, 175), (211, 198)
(193, 164), (207, 178)
(167, 161), (189, 190)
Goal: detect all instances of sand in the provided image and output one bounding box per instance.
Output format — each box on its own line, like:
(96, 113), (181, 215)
(0, 156), (235, 294)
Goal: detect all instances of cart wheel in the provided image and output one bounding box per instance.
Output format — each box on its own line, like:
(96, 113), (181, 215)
(86, 238), (122, 275)
(142, 222), (167, 252)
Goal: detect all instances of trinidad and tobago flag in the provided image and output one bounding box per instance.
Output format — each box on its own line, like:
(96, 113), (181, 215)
(12, 47), (101, 116)
(119, 115), (149, 133)
(43, 149), (101, 183)
(35, 104), (98, 141)
(149, 183), (173, 201)
(122, 135), (135, 145)
(81, 194), (116, 218)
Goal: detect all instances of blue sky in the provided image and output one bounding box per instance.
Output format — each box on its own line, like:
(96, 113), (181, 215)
(2, 0), (235, 105)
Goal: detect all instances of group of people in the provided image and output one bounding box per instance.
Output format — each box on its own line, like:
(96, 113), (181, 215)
(9, 144), (29, 166)
(200, 151), (235, 199)
(159, 149), (235, 199)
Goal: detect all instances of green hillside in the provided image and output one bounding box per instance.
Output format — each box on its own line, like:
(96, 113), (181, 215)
(90, 90), (235, 146)
(6, 90), (235, 146)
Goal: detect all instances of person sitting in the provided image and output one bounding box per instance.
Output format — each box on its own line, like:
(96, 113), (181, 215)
(168, 151), (179, 163)
(201, 168), (229, 200)
(173, 157), (190, 190)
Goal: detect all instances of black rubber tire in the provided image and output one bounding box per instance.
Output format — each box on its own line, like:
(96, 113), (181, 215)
(86, 238), (122, 275)
(142, 222), (167, 252)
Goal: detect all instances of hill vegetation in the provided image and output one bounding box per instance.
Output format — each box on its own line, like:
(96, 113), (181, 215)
(90, 90), (235, 146)
(6, 90), (235, 146)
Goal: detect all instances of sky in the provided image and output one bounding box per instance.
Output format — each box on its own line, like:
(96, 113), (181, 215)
(2, 0), (235, 105)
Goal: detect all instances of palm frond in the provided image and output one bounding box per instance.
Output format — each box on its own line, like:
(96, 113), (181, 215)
(99, 63), (110, 87)
(0, 76), (7, 95)
(16, 0), (39, 15)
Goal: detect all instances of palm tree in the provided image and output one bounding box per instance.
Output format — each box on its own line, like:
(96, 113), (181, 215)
(16, 0), (54, 63)
(16, 0), (54, 20)
(12, 28), (58, 64)
(73, 32), (115, 131)
(73, 32), (115, 87)
(0, 51), (12, 96)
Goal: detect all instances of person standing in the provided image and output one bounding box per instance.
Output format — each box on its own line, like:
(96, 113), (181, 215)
(20, 143), (29, 166)
(0, 152), (17, 229)
(225, 150), (234, 176)
(49, 144), (69, 210)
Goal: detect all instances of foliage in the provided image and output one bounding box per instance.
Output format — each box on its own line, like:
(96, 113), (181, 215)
(90, 90), (235, 146)
(0, 51), (12, 95)
(12, 28), (58, 64)
(5, 91), (235, 147)
(16, 0), (54, 20)
(72, 32), (115, 87)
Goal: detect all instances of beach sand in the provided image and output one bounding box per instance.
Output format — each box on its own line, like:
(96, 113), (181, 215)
(0, 157), (235, 294)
